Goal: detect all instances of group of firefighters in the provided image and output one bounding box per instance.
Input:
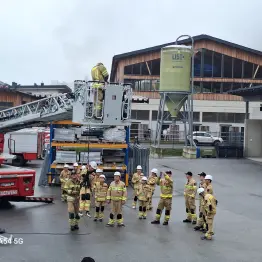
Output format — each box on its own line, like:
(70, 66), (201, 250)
(60, 162), (217, 240)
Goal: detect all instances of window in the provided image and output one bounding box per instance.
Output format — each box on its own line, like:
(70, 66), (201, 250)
(201, 126), (210, 131)
(0, 101), (14, 110)
(151, 111), (172, 121)
(202, 112), (218, 122)
(218, 113), (235, 123)
(204, 133), (211, 137)
(131, 110), (150, 120)
(234, 113), (245, 123)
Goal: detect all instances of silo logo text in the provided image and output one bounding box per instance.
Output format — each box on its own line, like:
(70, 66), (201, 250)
(172, 54), (184, 61)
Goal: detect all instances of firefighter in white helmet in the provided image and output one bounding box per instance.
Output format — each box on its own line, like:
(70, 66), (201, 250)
(137, 176), (152, 219)
(131, 165), (144, 209)
(72, 162), (80, 177)
(93, 173), (108, 221)
(60, 164), (71, 202)
(106, 171), (127, 227)
(197, 187), (217, 240)
(147, 168), (158, 210)
(79, 165), (92, 217)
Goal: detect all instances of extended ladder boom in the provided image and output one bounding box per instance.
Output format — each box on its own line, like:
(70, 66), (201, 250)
(0, 93), (74, 132)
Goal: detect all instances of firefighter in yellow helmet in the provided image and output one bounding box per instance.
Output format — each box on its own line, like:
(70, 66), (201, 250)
(151, 170), (173, 225)
(93, 173), (108, 222)
(131, 165), (144, 209)
(137, 176), (152, 219)
(64, 171), (81, 231)
(197, 186), (217, 240)
(106, 171), (127, 227)
(59, 164), (71, 202)
(91, 63), (109, 118)
(183, 171), (197, 224)
(147, 168), (158, 210)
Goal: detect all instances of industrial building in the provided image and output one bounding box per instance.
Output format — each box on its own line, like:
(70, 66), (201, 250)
(0, 87), (39, 110)
(110, 34), (262, 139)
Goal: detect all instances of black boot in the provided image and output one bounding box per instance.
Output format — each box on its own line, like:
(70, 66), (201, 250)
(194, 226), (201, 231)
(151, 220), (160, 224)
(94, 218), (98, 222)
(192, 221), (197, 225)
(163, 221), (168, 226)
(74, 224), (79, 230)
(70, 226), (75, 231)
(183, 219), (191, 223)
(0, 228), (5, 234)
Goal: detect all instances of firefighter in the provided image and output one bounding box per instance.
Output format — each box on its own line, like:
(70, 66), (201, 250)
(131, 165), (144, 209)
(197, 187), (217, 240)
(93, 173), (108, 222)
(91, 63), (109, 118)
(64, 171), (81, 231)
(137, 176), (152, 219)
(183, 171), (197, 224)
(194, 172), (207, 231)
(72, 162), (80, 177)
(205, 175), (214, 195)
(59, 164), (71, 202)
(147, 168), (158, 210)
(106, 171), (127, 227)
(88, 161), (98, 208)
(79, 165), (92, 217)
(151, 170), (173, 225)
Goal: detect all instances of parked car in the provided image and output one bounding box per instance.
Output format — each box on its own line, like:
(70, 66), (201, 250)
(187, 131), (223, 146)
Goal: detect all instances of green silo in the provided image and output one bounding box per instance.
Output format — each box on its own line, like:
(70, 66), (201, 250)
(159, 45), (192, 117)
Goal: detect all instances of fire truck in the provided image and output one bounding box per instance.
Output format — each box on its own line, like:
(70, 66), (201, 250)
(5, 128), (50, 166)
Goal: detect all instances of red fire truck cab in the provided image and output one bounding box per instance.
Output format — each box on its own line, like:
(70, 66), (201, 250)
(0, 165), (53, 204)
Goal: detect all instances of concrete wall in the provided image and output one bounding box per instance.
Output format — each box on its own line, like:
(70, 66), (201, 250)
(244, 119), (262, 157)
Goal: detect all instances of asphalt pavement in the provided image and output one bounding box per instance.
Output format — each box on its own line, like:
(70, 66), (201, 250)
(1, 158), (262, 262)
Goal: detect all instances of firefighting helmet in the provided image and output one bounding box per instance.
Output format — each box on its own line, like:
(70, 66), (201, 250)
(99, 174), (106, 179)
(81, 165), (86, 170)
(205, 175), (213, 181)
(142, 176), (147, 181)
(89, 161), (97, 169)
(64, 164), (69, 168)
(151, 168), (158, 174)
(197, 188), (205, 195)
(114, 171), (121, 177)
(136, 165), (142, 170)
(73, 163), (78, 167)
(96, 169), (103, 173)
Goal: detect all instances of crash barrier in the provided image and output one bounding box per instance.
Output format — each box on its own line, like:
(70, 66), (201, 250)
(38, 151), (50, 186)
(216, 144), (244, 158)
(128, 144), (150, 185)
(182, 146), (200, 159)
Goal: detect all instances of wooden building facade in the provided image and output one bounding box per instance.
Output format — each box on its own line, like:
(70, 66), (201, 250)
(0, 88), (39, 110)
(110, 34), (262, 99)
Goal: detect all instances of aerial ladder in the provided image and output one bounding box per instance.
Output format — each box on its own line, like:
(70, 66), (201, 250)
(0, 81), (135, 206)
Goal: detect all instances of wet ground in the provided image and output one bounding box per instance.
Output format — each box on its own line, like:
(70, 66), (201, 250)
(1, 158), (262, 262)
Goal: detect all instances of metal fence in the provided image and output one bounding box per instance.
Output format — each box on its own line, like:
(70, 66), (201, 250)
(130, 129), (244, 146)
(128, 144), (150, 182)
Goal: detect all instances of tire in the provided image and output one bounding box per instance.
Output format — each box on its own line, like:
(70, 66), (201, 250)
(12, 155), (25, 167)
(193, 139), (198, 146)
(213, 140), (220, 146)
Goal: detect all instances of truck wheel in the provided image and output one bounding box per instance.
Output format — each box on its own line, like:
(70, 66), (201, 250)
(12, 155), (25, 167)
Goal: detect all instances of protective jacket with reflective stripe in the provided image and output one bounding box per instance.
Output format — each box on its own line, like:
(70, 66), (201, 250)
(91, 64), (109, 88)
(64, 179), (81, 201)
(94, 182), (108, 201)
(204, 193), (217, 215)
(184, 178), (197, 198)
(107, 181), (127, 201)
(157, 175), (173, 198)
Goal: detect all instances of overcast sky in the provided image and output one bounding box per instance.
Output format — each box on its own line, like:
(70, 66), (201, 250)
(0, 0), (261, 85)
